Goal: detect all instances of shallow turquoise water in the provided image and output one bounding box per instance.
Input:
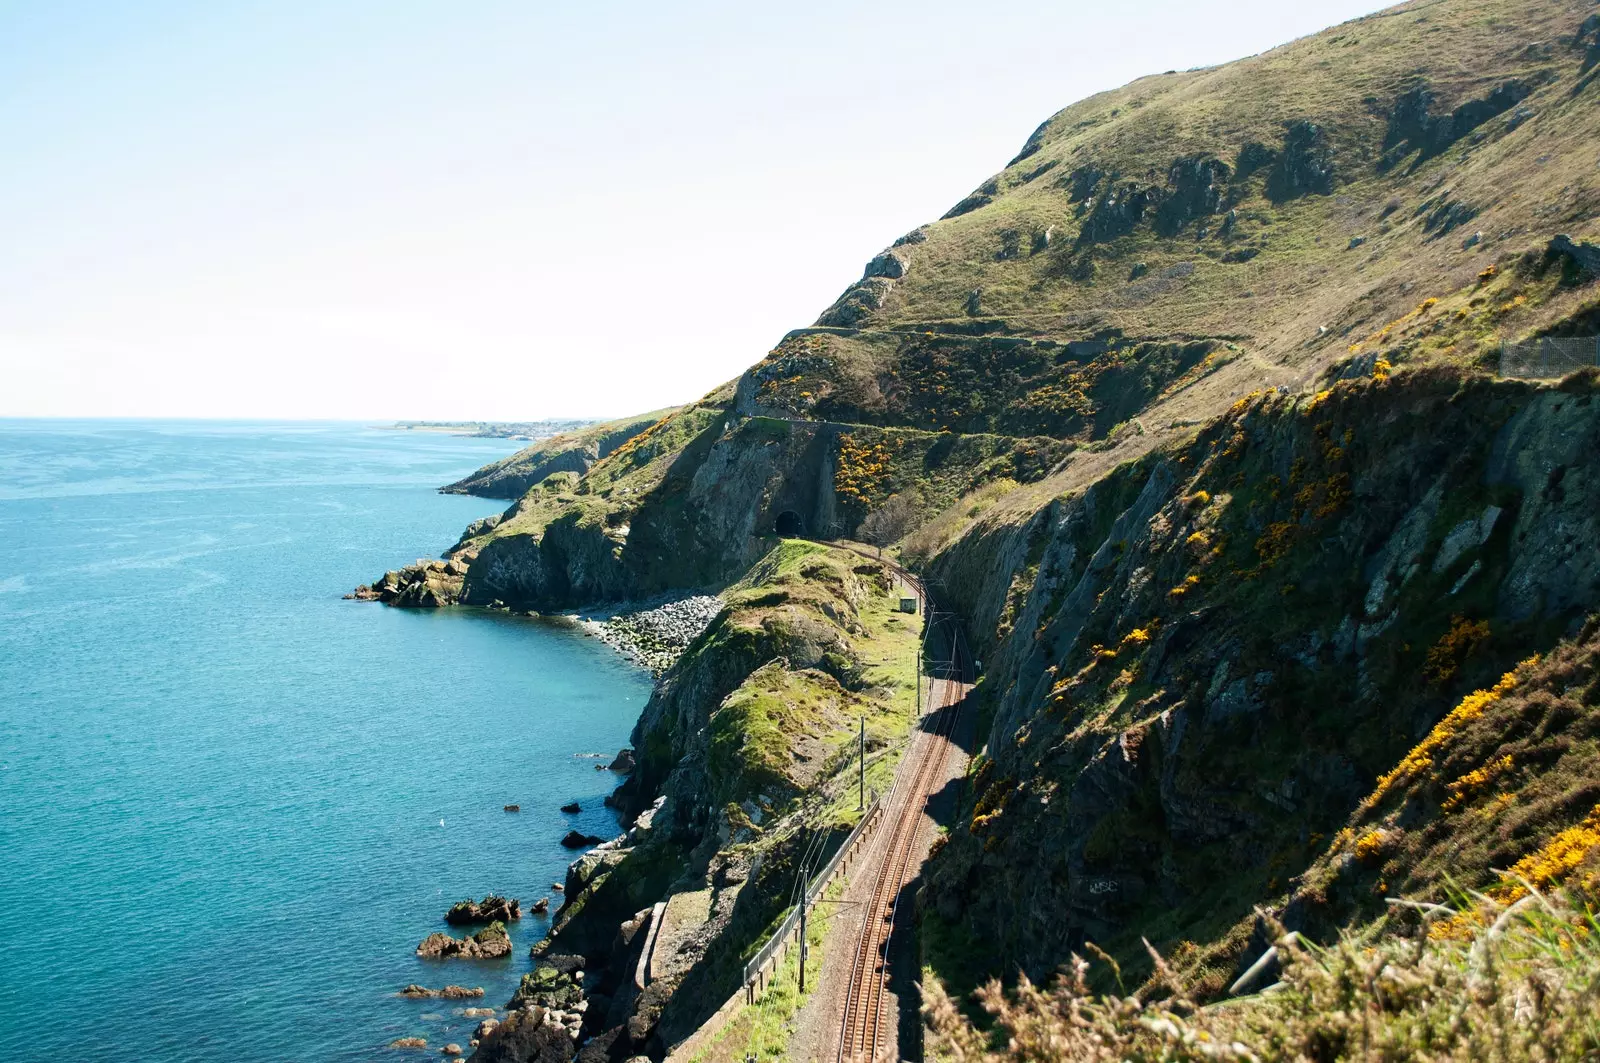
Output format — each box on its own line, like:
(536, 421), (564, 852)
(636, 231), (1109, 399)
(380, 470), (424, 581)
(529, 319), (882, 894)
(0, 421), (653, 1061)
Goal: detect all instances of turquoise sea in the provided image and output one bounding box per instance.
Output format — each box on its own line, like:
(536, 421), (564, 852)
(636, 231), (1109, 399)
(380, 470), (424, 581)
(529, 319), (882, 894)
(0, 421), (653, 1061)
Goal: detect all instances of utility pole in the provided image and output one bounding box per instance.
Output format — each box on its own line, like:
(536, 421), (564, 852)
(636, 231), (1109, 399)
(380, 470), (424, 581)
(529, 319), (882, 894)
(916, 639), (923, 715)
(798, 864), (810, 994)
(858, 715), (865, 811)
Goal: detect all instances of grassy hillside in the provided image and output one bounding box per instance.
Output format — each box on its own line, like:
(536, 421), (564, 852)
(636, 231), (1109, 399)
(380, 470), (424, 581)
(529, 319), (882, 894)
(376, 2), (1600, 1058)
(440, 407), (681, 499)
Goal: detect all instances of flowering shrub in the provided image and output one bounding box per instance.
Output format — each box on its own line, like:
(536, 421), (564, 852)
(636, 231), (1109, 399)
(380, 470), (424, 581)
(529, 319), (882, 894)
(1423, 615), (1492, 685)
(1367, 658), (1536, 807)
(926, 895), (1600, 1062)
(833, 433), (893, 508)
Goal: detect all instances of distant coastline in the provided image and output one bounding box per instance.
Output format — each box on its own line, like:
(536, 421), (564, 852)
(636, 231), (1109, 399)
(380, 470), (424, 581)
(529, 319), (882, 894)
(375, 418), (599, 440)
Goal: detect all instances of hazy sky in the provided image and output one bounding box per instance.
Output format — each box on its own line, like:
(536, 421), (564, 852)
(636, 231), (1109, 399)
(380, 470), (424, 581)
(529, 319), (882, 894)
(0, 1), (1391, 421)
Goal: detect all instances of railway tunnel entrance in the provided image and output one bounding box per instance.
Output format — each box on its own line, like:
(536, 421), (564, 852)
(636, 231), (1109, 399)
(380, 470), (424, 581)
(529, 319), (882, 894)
(774, 510), (805, 538)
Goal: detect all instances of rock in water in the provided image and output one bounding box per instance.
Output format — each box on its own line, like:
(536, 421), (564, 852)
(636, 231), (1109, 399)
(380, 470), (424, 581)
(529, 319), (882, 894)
(559, 801), (581, 813)
(397, 984), (484, 998)
(531, 896), (549, 914)
(560, 830), (603, 849)
(607, 747), (636, 773)
(388, 1036), (427, 1048)
(441, 1045), (462, 1057)
(415, 921), (512, 959)
(445, 894), (521, 925)
(503, 804), (520, 812)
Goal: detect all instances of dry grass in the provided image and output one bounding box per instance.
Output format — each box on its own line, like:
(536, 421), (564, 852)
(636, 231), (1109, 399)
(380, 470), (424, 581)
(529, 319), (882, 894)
(926, 889), (1600, 1062)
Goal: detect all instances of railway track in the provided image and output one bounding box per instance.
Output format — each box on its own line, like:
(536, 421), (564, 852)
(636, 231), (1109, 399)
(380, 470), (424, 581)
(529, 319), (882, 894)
(833, 552), (967, 1063)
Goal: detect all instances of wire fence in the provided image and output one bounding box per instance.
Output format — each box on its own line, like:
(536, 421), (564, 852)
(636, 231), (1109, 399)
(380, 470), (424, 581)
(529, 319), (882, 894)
(1500, 336), (1599, 379)
(742, 794), (883, 986)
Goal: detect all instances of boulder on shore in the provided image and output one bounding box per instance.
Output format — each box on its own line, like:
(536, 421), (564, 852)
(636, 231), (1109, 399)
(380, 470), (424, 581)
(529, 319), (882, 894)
(416, 921), (512, 960)
(560, 830), (603, 849)
(445, 895), (521, 925)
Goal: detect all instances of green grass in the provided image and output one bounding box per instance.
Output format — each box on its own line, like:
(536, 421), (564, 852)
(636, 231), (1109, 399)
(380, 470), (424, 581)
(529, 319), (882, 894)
(688, 877), (843, 1063)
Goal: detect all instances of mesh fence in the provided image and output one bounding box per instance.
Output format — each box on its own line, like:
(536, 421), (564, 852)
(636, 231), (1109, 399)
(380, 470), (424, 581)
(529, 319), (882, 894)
(1500, 336), (1599, 379)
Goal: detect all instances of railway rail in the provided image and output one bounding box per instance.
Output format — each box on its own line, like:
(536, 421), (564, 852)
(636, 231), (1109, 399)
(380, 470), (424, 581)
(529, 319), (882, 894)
(832, 548), (969, 1063)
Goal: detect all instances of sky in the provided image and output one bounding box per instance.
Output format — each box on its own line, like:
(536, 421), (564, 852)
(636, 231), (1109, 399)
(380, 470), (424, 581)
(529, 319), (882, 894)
(0, 0), (1393, 421)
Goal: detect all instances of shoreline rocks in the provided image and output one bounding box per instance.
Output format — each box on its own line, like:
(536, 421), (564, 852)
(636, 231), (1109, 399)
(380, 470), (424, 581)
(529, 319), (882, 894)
(570, 595), (723, 675)
(560, 830), (603, 849)
(445, 895), (521, 926)
(398, 984), (485, 999)
(416, 921), (512, 960)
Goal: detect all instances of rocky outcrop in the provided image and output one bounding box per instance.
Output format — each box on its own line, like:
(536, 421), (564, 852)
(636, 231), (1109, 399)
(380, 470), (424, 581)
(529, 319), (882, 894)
(560, 830), (604, 849)
(416, 922), (512, 960)
(1153, 156), (1230, 236)
(465, 1006), (574, 1063)
(1265, 119), (1334, 201)
(816, 277), (895, 327)
(350, 559), (468, 608)
(445, 896), (521, 926)
(1077, 181), (1158, 245)
(1380, 79), (1536, 170)
(1547, 233), (1600, 281)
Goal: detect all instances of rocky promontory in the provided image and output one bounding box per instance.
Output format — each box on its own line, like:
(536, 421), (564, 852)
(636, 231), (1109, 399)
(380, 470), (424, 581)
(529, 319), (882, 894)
(347, 558), (467, 607)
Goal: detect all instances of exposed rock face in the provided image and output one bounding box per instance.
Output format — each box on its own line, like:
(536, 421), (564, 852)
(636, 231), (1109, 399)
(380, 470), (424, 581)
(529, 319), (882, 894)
(465, 1007), (572, 1063)
(1380, 79), (1535, 170)
(446, 896), (521, 926)
(1153, 156), (1230, 236)
(1547, 233), (1600, 281)
(416, 922), (512, 960)
(862, 249), (909, 280)
(1078, 181), (1157, 245)
(1266, 119), (1334, 200)
(351, 559), (468, 608)
(816, 276), (895, 327)
(924, 370), (1600, 985)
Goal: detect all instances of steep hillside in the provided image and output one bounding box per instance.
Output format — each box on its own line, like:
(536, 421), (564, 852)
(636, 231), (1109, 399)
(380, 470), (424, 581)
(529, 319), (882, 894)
(921, 366), (1600, 995)
(363, 1), (1600, 1059)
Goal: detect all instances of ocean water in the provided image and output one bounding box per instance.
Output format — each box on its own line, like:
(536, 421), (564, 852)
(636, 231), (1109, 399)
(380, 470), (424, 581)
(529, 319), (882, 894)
(0, 421), (653, 1061)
